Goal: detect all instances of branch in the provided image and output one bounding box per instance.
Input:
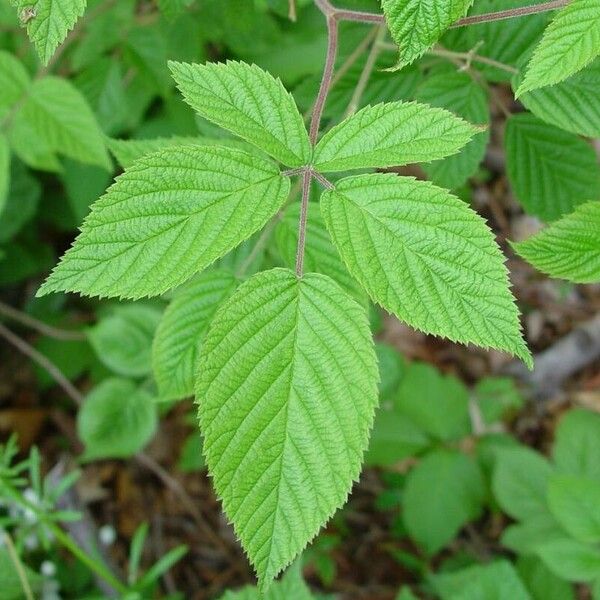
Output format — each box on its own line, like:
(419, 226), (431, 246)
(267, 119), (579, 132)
(0, 300), (86, 341)
(309, 13), (338, 144)
(315, 0), (569, 27)
(295, 170), (313, 277)
(451, 0), (570, 27)
(0, 323), (85, 405)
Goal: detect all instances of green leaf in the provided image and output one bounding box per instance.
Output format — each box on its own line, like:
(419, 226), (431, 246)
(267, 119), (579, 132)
(196, 268), (378, 586)
(402, 449), (485, 554)
(0, 134), (9, 217)
(517, 556), (575, 600)
(320, 174), (532, 366)
(14, 0), (87, 65)
(107, 136), (249, 169)
(517, 0), (600, 96)
(313, 101), (479, 172)
(88, 304), (162, 377)
(536, 538), (600, 583)
(0, 50), (30, 120)
(505, 113), (600, 222)
(78, 378), (157, 459)
(502, 513), (567, 555)
(416, 69), (490, 190)
(381, 0), (474, 67)
(152, 270), (238, 401)
(431, 560), (532, 600)
(492, 447), (553, 521)
(11, 76), (110, 169)
(37, 146), (290, 299)
(219, 561), (314, 600)
(516, 59), (600, 138)
(460, 0), (548, 83)
(395, 362), (470, 442)
(169, 60), (310, 167)
(553, 408), (600, 481)
(275, 201), (366, 302)
(512, 201), (600, 283)
(547, 474), (600, 543)
(474, 377), (524, 425)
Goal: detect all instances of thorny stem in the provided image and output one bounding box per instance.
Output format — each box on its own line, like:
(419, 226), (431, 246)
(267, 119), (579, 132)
(295, 169), (313, 277)
(312, 0), (569, 27)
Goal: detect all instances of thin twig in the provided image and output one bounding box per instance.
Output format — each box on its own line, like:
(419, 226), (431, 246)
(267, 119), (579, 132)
(345, 25), (387, 117)
(288, 0), (297, 21)
(2, 531), (35, 600)
(0, 323), (85, 405)
(0, 300), (86, 341)
(311, 0), (569, 27)
(379, 42), (519, 75)
(451, 0), (570, 27)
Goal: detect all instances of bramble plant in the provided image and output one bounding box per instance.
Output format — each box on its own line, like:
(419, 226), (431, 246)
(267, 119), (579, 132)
(1, 0), (600, 594)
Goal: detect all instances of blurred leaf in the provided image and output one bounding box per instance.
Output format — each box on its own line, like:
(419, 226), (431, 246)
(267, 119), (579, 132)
(536, 538), (600, 583)
(547, 474), (600, 543)
(492, 446), (553, 520)
(517, 556), (575, 600)
(395, 362), (471, 442)
(78, 378), (157, 459)
(431, 560), (531, 600)
(553, 408), (600, 481)
(402, 449), (485, 555)
(88, 304), (163, 377)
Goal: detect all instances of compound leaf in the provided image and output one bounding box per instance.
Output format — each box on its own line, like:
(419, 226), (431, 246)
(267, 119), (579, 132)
(505, 113), (600, 222)
(196, 268), (378, 587)
(313, 101), (479, 172)
(37, 146), (290, 299)
(517, 0), (600, 96)
(13, 0), (87, 65)
(320, 174), (532, 366)
(512, 201), (600, 283)
(12, 76), (110, 169)
(152, 270), (238, 401)
(382, 0), (474, 67)
(169, 60), (310, 167)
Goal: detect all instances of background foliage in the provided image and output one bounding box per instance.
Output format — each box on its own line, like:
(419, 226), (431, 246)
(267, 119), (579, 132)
(0, 0), (599, 598)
